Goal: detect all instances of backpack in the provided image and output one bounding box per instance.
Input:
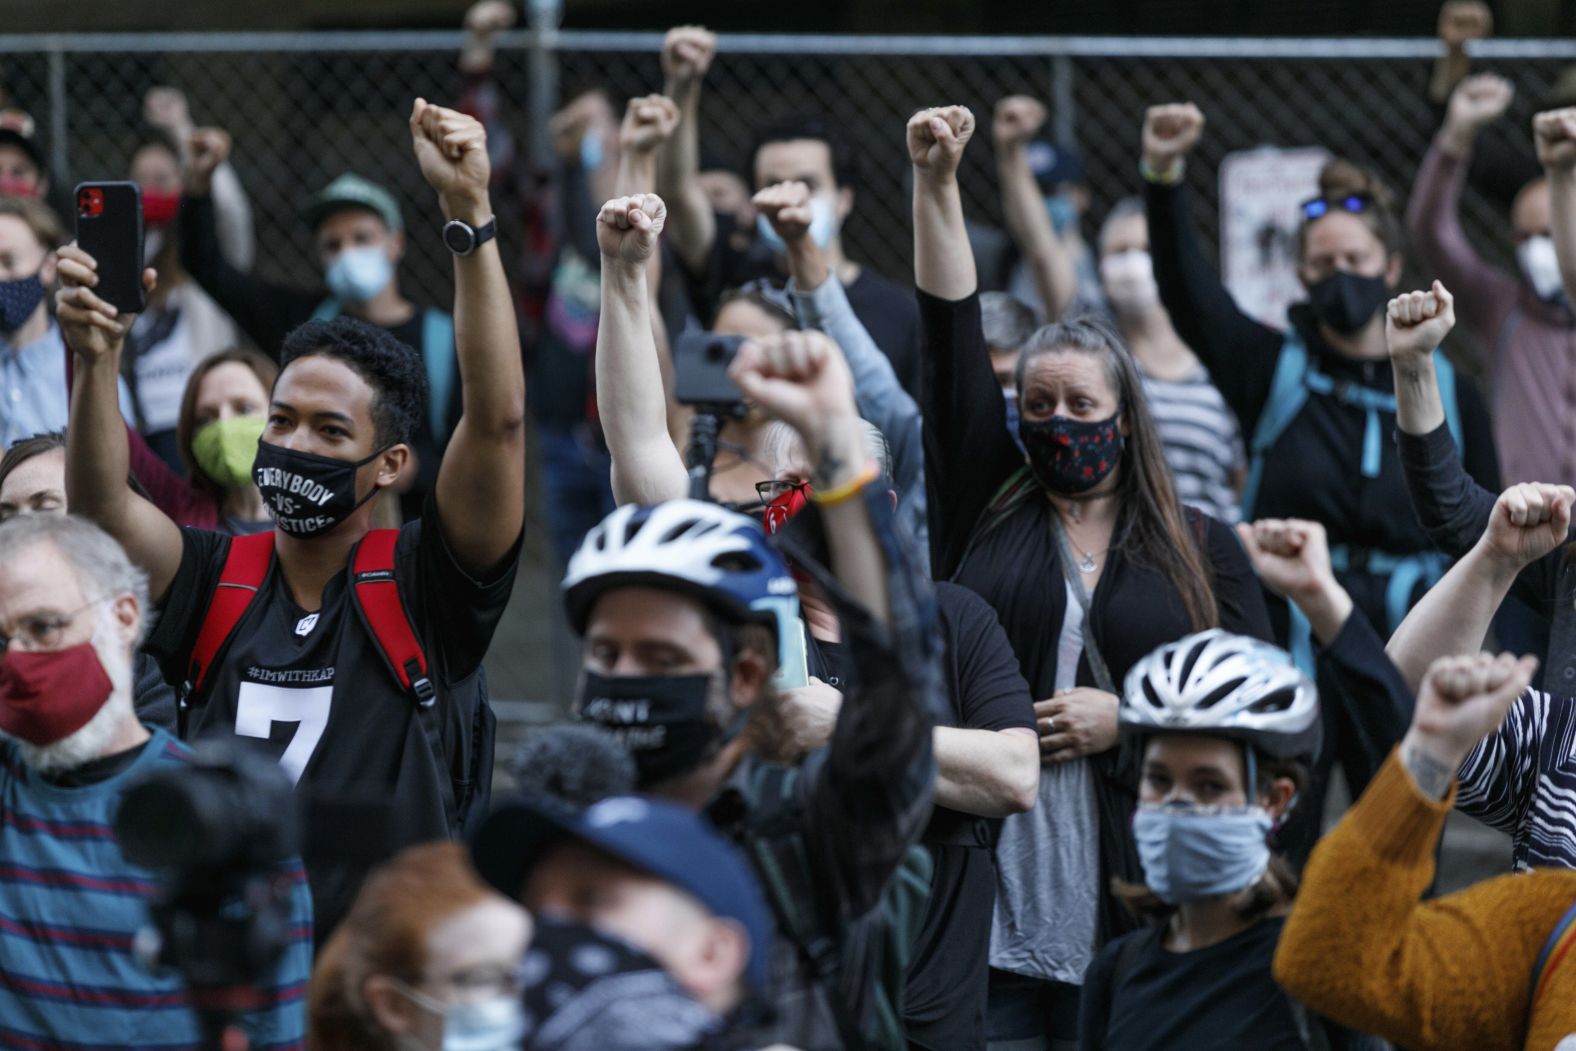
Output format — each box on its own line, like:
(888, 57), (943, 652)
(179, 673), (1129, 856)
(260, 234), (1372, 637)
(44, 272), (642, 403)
(1530, 900), (1576, 1020)
(738, 761), (933, 1051)
(178, 529), (495, 836)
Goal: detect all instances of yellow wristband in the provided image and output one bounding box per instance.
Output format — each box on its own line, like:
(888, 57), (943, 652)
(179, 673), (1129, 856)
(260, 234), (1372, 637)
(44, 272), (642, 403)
(810, 461), (880, 507)
(1139, 158), (1185, 186)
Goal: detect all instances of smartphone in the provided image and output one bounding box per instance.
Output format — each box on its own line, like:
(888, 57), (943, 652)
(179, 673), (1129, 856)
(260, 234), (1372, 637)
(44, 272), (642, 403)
(74, 181), (145, 314)
(673, 330), (747, 409)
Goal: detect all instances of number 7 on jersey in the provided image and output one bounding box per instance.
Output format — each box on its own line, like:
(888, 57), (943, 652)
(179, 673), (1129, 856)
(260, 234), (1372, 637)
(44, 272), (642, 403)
(234, 681), (332, 784)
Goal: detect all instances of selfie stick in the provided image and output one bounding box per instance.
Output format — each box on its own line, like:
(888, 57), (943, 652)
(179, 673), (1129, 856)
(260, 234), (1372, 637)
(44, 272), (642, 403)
(686, 409), (726, 501)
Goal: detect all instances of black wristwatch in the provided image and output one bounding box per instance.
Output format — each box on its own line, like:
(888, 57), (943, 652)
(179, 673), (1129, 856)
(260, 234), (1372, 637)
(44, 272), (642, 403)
(442, 216), (496, 256)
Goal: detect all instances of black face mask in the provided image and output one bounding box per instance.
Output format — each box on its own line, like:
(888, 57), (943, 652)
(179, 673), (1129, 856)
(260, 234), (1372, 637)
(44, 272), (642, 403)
(1306, 270), (1390, 335)
(574, 671), (721, 787)
(1019, 411), (1124, 495)
(251, 439), (384, 538)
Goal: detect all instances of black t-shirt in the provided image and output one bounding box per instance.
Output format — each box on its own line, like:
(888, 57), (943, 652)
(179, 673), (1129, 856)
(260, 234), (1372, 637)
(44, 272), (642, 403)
(696, 211), (923, 398)
(1077, 917), (1318, 1051)
(145, 503), (521, 940)
(904, 582), (1036, 1051)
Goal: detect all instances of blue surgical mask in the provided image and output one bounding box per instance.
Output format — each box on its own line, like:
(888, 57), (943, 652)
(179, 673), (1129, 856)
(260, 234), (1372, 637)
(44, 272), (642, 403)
(1133, 802), (1273, 905)
(580, 129), (605, 173)
(0, 270), (45, 334)
(395, 983), (526, 1051)
(324, 245), (393, 304)
(1002, 387), (1024, 454)
(1045, 193), (1079, 236)
(755, 195), (841, 254)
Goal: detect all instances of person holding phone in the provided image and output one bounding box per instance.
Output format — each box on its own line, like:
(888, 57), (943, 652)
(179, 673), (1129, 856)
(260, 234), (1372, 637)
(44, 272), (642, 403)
(0, 195), (134, 449)
(56, 99), (526, 945)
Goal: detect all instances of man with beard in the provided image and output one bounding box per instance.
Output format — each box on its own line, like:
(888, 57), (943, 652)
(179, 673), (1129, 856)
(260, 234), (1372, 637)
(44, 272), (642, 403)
(0, 513), (311, 1046)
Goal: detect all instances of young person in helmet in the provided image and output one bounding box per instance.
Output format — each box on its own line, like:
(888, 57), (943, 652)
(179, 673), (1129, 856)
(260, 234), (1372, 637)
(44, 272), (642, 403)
(558, 310), (945, 1050)
(1077, 630), (1343, 1051)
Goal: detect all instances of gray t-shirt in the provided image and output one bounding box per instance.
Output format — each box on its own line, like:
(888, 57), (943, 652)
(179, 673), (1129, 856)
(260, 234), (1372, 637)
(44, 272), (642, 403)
(988, 578), (1101, 984)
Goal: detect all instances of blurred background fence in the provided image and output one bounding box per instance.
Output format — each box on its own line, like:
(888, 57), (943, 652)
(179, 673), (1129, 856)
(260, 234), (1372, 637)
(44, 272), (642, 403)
(7, 31), (1576, 318)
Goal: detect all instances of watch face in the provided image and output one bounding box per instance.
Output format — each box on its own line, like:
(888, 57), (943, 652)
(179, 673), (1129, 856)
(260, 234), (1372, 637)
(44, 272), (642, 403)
(444, 221), (473, 254)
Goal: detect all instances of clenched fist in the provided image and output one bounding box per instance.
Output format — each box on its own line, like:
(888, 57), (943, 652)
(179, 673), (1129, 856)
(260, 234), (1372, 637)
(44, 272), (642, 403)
(596, 193), (666, 266)
(1141, 103), (1204, 179)
(662, 25), (717, 91)
(1404, 651), (1534, 797)
(1385, 281), (1455, 360)
(907, 106), (975, 181)
(185, 127), (231, 196)
(1438, 0), (1493, 50)
(1480, 482), (1576, 571)
(993, 96), (1047, 151)
(1443, 74), (1514, 152)
(410, 98), (491, 218)
(620, 94), (679, 155)
(752, 181), (814, 243)
(1534, 107), (1576, 173)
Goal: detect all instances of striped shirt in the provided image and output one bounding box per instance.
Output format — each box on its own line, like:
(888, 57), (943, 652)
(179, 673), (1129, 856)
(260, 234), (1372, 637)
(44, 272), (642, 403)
(1457, 689), (1576, 870)
(0, 728), (311, 1049)
(1141, 366), (1245, 524)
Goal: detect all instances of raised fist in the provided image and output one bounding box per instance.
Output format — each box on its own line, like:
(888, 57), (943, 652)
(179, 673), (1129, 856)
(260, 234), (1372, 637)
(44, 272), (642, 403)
(1236, 518), (1337, 604)
(549, 92), (616, 162)
(993, 96), (1048, 150)
(1385, 281), (1455, 359)
(907, 106), (975, 180)
(1141, 104), (1205, 177)
(1481, 482), (1576, 570)
(1409, 651), (1534, 777)
(1446, 73), (1514, 139)
(619, 94), (680, 155)
(464, 0), (516, 35)
(1534, 108), (1576, 173)
(596, 193), (666, 266)
(752, 181), (814, 243)
(53, 244), (157, 363)
(661, 25), (717, 89)
(410, 98), (490, 207)
(1438, 0), (1493, 49)
(728, 329), (859, 456)
(185, 127), (231, 195)
(143, 86), (192, 135)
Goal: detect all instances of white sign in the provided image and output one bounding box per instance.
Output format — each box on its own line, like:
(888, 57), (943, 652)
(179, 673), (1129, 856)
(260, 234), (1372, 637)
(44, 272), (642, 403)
(1219, 147), (1329, 331)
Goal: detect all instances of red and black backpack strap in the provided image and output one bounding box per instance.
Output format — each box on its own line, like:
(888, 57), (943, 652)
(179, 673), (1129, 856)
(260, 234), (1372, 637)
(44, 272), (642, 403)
(349, 529), (435, 706)
(181, 532), (276, 729)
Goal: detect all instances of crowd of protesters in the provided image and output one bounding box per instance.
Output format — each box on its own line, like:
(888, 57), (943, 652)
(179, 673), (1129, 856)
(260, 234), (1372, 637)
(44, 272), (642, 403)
(3, 0), (1576, 1048)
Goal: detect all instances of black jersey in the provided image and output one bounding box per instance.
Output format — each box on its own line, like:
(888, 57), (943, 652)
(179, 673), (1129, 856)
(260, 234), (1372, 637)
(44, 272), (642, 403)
(146, 498), (521, 939)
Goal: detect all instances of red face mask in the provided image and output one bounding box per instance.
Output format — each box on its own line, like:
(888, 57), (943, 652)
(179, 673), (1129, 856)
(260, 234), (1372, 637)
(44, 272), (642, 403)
(0, 642), (114, 746)
(141, 187), (181, 226)
(0, 176), (39, 200)
(762, 484), (812, 535)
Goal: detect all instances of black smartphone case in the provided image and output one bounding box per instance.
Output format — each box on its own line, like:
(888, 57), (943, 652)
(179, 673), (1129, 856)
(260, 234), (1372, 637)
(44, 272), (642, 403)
(74, 181), (145, 314)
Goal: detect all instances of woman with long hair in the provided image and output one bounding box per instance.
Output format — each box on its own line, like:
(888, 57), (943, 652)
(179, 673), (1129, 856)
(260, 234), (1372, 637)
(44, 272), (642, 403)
(909, 103), (1271, 1049)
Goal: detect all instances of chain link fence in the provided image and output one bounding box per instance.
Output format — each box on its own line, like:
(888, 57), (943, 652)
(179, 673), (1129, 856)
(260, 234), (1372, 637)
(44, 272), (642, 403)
(7, 31), (1576, 325)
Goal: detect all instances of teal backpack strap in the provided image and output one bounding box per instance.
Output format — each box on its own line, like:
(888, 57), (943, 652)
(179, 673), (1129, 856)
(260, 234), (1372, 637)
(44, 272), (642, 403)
(1530, 899), (1576, 1016)
(1241, 336), (1312, 521)
(310, 297), (341, 322)
(422, 308), (458, 443)
(1432, 350), (1463, 452)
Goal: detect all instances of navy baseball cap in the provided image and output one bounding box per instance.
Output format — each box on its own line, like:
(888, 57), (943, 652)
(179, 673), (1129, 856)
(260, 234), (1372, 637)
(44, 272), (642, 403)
(472, 793), (774, 991)
(1026, 139), (1086, 193)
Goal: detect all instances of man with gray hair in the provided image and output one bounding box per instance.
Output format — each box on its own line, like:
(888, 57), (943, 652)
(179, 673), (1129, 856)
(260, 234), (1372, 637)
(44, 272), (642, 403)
(0, 514), (310, 1046)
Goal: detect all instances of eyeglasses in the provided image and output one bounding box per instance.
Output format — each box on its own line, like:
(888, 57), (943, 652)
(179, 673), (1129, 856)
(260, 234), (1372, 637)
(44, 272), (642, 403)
(1299, 193), (1372, 222)
(0, 596), (109, 655)
(755, 479), (813, 502)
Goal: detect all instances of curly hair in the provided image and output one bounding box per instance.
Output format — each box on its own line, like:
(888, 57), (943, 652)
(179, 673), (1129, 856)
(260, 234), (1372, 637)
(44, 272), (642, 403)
(279, 316), (428, 449)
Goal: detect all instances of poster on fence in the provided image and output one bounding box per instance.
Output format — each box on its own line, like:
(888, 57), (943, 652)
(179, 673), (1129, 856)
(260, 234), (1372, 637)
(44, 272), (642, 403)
(1219, 146), (1329, 331)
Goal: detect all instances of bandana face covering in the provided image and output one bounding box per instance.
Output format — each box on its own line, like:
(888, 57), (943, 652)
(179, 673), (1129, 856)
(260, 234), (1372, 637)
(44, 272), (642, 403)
(574, 671), (720, 787)
(0, 642), (114, 746)
(762, 485), (812, 535)
(251, 438), (384, 538)
(1019, 411), (1124, 495)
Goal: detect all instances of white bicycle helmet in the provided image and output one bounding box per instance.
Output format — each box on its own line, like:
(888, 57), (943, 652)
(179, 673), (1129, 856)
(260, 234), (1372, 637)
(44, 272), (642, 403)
(1121, 629), (1321, 761)
(562, 500), (797, 642)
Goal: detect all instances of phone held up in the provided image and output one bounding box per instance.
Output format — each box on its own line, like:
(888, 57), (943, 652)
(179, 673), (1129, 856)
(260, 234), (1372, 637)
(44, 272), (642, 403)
(75, 181), (145, 314)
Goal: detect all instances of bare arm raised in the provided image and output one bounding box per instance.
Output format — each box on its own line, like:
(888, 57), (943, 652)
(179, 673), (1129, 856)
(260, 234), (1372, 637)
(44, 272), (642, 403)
(654, 26), (719, 279)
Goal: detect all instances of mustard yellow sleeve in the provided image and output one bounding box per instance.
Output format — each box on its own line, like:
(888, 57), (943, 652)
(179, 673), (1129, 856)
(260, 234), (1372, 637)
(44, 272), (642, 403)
(1274, 749), (1570, 1051)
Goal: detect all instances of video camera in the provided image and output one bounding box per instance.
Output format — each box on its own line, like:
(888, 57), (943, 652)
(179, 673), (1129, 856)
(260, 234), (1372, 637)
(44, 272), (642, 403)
(115, 738), (300, 1051)
(673, 330), (749, 501)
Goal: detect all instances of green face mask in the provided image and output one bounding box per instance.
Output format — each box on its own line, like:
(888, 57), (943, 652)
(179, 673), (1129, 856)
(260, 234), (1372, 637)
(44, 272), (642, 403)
(192, 415), (265, 489)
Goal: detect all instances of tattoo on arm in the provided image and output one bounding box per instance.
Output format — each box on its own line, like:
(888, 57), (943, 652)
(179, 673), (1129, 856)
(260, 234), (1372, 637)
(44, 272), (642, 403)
(1401, 742), (1455, 801)
(814, 446), (848, 487)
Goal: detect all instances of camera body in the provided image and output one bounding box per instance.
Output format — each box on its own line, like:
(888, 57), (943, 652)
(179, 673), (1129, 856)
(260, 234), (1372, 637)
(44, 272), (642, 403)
(673, 330), (747, 411)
